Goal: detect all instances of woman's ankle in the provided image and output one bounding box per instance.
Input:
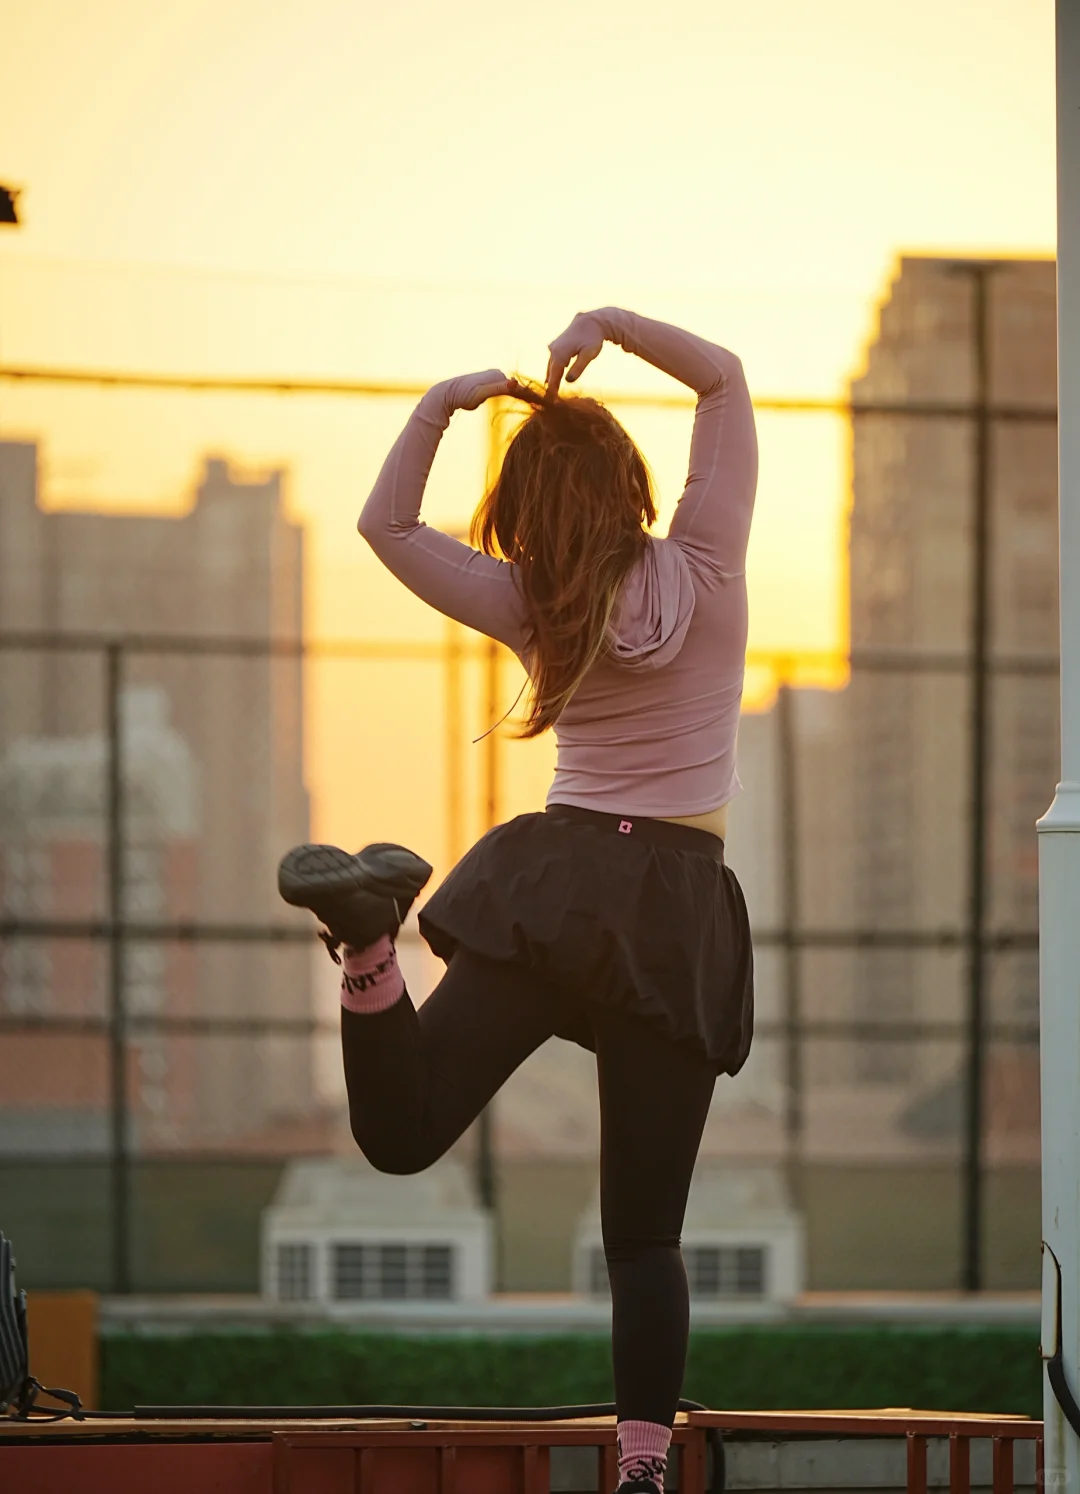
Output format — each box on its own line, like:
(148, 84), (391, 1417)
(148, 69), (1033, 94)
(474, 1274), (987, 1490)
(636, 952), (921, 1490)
(616, 1420), (671, 1492)
(340, 934), (405, 1013)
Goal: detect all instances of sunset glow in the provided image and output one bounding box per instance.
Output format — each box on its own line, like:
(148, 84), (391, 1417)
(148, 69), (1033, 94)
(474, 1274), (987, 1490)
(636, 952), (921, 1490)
(0, 0), (1056, 848)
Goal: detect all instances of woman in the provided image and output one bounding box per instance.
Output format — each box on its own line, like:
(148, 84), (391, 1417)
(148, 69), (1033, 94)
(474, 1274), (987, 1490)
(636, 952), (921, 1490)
(277, 308), (757, 1494)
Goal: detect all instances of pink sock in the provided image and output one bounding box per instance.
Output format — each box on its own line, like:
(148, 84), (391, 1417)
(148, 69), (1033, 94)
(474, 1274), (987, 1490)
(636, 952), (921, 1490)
(339, 934), (404, 1013)
(617, 1421), (671, 1489)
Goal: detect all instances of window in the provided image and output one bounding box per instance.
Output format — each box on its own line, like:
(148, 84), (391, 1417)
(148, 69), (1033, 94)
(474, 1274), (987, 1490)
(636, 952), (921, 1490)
(2, 847), (52, 1014)
(276, 1242), (313, 1301)
(332, 1242), (455, 1301)
(2, 940), (51, 1017)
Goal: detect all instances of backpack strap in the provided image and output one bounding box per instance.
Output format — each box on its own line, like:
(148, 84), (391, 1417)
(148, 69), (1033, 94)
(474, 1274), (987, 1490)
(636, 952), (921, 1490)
(1, 1234), (85, 1423)
(13, 1377), (85, 1422)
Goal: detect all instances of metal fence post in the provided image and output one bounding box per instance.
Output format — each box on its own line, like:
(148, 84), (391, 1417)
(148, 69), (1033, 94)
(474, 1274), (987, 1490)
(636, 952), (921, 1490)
(483, 637), (501, 836)
(444, 619), (465, 869)
(953, 261), (1000, 1293)
(105, 641), (131, 1294)
(776, 675), (804, 1186)
(477, 405), (505, 1283)
(477, 634), (501, 1280)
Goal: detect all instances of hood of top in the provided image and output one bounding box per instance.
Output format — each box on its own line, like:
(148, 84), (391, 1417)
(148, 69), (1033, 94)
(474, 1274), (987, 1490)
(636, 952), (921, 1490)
(606, 538), (696, 670)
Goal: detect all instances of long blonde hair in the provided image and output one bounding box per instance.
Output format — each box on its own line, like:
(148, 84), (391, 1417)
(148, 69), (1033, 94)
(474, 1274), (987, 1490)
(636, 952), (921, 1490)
(471, 382), (656, 737)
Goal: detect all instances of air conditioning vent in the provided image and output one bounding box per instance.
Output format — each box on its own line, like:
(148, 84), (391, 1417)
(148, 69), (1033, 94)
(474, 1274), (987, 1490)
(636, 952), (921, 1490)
(261, 1158), (495, 1305)
(686, 1244), (765, 1298)
(574, 1167), (803, 1306)
(332, 1242), (455, 1301)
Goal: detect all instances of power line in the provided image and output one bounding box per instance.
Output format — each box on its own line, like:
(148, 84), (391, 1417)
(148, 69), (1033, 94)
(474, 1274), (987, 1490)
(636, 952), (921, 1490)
(0, 365), (432, 402)
(0, 363), (1059, 421)
(0, 362), (913, 419)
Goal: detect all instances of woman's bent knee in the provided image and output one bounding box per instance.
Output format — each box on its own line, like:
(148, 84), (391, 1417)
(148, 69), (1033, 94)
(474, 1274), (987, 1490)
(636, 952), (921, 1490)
(349, 1121), (440, 1176)
(350, 1128), (423, 1176)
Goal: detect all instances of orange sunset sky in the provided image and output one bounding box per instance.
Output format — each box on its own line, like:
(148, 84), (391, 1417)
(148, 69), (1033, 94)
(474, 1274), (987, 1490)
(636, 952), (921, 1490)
(0, 0), (1057, 856)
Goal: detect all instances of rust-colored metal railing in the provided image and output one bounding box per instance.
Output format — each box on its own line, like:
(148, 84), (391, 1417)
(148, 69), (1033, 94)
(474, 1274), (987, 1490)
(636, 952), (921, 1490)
(270, 1419), (707, 1494)
(688, 1410), (1044, 1494)
(0, 1406), (1045, 1494)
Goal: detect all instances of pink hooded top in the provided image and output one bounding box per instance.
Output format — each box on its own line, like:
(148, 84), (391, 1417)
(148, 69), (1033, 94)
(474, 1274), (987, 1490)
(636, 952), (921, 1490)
(357, 309), (758, 818)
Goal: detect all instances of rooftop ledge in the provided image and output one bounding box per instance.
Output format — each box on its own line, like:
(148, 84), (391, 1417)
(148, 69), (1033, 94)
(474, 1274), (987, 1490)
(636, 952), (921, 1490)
(96, 1289), (1041, 1336)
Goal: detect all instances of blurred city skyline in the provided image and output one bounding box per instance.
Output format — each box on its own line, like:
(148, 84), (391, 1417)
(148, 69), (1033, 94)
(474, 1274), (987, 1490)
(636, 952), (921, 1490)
(0, 0), (1062, 1298)
(0, 0), (1056, 673)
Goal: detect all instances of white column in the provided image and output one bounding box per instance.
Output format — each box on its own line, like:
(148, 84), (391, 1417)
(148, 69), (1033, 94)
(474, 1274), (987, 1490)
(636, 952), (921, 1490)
(1040, 0), (1080, 1481)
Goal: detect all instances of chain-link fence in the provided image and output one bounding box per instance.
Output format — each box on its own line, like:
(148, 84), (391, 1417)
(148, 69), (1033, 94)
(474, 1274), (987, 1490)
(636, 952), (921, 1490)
(0, 259), (1058, 1296)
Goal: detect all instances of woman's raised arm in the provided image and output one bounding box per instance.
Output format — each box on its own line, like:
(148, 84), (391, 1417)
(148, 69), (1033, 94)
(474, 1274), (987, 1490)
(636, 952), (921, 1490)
(356, 372), (531, 649)
(546, 309), (758, 582)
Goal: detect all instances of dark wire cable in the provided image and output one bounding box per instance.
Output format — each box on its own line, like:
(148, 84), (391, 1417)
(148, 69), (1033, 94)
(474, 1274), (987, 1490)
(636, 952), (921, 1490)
(135, 1399), (707, 1419)
(1044, 1244), (1080, 1440)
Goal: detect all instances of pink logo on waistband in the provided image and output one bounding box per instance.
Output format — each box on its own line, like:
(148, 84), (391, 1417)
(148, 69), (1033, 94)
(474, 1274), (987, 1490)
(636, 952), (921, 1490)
(618, 820), (633, 834)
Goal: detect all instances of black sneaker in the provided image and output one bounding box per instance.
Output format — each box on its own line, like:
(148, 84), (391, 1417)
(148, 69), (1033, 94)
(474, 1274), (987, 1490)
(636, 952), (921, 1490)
(277, 842), (433, 961)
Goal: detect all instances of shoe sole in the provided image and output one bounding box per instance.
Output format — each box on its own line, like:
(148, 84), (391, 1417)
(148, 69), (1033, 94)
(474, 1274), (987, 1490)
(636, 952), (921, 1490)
(277, 842), (432, 910)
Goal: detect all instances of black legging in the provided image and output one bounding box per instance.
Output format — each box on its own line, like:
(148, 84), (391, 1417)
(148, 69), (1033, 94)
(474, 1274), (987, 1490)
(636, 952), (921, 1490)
(342, 947), (717, 1426)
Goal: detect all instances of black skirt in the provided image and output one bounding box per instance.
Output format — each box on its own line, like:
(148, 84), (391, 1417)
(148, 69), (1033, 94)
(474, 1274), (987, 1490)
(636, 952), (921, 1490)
(418, 804), (754, 1076)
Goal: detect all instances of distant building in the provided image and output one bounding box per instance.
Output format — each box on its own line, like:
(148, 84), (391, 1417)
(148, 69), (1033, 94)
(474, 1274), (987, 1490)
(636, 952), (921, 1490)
(847, 257), (1056, 1119)
(0, 686), (198, 1150)
(719, 257), (1054, 1161)
(0, 443), (317, 1151)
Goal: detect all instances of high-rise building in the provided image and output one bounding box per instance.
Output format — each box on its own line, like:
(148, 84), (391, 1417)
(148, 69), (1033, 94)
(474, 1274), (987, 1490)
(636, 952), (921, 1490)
(846, 256), (1056, 1138)
(0, 443), (316, 1152)
(722, 257), (1056, 1160)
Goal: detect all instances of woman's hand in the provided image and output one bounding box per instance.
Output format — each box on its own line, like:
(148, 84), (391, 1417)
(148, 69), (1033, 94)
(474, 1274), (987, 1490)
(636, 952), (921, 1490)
(437, 369), (514, 412)
(545, 312), (608, 397)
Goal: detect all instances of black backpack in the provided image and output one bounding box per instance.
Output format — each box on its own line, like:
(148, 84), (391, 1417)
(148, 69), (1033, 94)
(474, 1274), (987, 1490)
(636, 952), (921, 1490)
(0, 1233), (83, 1421)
